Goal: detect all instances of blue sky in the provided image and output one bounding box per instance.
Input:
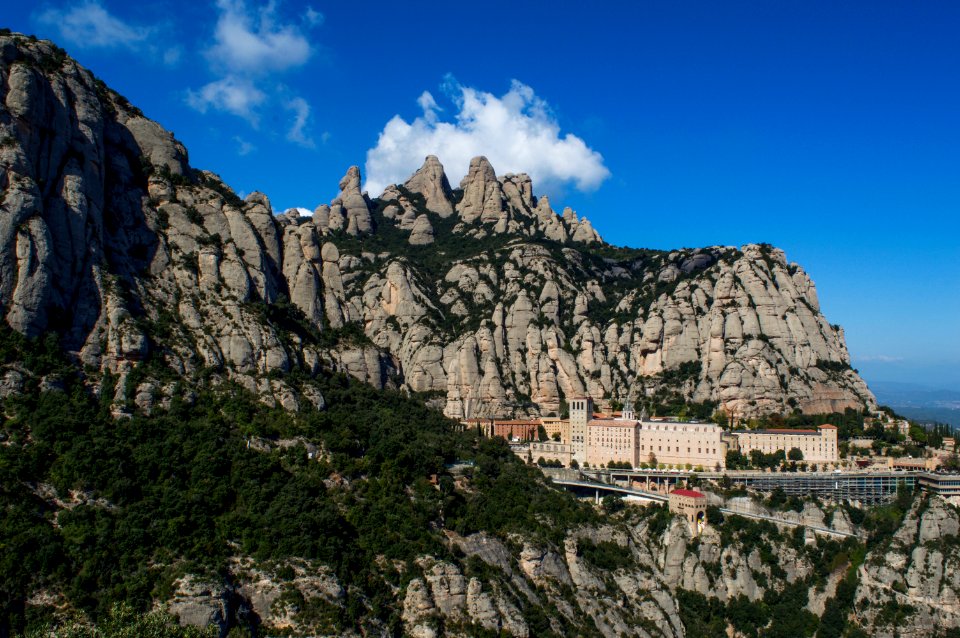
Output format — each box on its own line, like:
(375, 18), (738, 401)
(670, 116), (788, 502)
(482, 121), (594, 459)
(7, 1), (960, 392)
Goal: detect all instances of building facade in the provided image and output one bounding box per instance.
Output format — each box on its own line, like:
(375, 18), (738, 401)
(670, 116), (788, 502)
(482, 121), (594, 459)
(637, 420), (727, 470)
(531, 441), (572, 466)
(733, 425), (839, 463)
(491, 420), (539, 441)
(569, 399), (728, 469)
(668, 489), (707, 536)
(461, 418), (539, 441)
(540, 417), (570, 443)
(570, 397), (593, 465)
(586, 419), (639, 467)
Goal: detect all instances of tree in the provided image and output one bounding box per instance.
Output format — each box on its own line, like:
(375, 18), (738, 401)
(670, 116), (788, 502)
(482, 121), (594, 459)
(551, 432), (561, 442)
(537, 425), (549, 442)
(706, 504), (724, 525)
(726, 450), (748, 469)
(602, 494), (625, 514)
(569, 459), (579, 469)
(788, 447), (804, 462)
(943, 454), (960, 472)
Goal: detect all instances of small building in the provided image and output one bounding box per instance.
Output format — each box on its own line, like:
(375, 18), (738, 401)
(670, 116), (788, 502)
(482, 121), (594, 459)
(668, 489), (707, 536)
(889, 456), (940, 471)
(540, 416), (570, 443)
(492, 420), (540, 442)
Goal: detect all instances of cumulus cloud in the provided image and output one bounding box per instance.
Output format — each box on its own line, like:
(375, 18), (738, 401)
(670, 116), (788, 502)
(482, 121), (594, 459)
(36, 0), (180, 64)
(186, 76), (266, 124)
(207, 0), (312, 75)
(187, 0), (320, 145)
(364, 79), (610, 196)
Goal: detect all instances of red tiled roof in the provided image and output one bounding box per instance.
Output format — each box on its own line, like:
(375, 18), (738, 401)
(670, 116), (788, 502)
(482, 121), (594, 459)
(818, 424), (838, 430)
(670, 489), (706, 499)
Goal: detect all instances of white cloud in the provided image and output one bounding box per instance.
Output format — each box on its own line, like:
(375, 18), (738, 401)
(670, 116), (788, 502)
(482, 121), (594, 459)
(37, 0), (148, 48)
(187, 0), (320, 147)
(207, 0), (312, 75)
(186, 76), (266, 124)
(36, 0), (180, 66)
(364, 79), (610, 196)
(285, 97), (314, 147)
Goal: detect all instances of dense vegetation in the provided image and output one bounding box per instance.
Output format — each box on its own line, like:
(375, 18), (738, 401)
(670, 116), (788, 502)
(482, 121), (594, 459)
(0, 330), (598, 636)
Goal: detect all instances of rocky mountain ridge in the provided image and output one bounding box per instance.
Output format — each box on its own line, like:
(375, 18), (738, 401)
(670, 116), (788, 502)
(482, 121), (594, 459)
(151, 493), (960, 637)
(0, 32), (875, 417)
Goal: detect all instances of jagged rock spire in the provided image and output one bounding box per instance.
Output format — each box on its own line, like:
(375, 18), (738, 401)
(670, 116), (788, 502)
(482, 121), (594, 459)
(403, 155), (454, 217)
(457, 156), (504, 224)
(327, 166), (372, 236)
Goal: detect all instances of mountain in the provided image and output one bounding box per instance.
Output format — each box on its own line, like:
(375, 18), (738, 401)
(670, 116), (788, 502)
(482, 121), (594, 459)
(0, 32), (874, 420)
(4, 31), (957, 638)
(871, 381), (960, 410)
(871, 382), (960, 428)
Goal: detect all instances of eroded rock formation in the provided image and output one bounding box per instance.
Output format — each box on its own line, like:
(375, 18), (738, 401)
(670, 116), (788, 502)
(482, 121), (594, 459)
(0, 33), (875, 417)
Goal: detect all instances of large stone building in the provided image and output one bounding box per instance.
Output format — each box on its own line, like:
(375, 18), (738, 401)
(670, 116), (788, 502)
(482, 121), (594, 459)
(586, 418), (639, 467)
(732, 425), (838, 463)
(570, 399), (728, 470)
(477, 399), (838, 470)
(637, 419), (727, 470)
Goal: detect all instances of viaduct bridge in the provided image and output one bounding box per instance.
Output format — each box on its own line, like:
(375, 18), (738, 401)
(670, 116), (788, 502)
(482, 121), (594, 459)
(544, 467), (960, 505)
(547, 474), (863, 539)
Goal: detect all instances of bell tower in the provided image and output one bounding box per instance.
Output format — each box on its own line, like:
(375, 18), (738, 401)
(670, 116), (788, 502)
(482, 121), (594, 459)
(569, 396), (593, 465)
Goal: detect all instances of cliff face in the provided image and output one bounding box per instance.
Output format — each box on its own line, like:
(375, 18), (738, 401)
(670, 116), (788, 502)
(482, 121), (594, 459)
(0, 33), (874, 417)
(855, 496), (960, 637)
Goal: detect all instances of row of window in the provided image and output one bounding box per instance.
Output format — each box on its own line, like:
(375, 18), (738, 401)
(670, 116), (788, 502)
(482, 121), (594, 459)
(641, 444), (718, 455)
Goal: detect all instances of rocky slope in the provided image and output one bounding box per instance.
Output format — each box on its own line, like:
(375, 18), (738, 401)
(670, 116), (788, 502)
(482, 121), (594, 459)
(0, 33), (874, 418)
(855, 495), (960, 637)
(155, 492), (960, 638)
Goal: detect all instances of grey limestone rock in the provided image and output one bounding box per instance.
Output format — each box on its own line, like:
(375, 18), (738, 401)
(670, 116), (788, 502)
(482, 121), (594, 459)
(403, 155), (454, 217)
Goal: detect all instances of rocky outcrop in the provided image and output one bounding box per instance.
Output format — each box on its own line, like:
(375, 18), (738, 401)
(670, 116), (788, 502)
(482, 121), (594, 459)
(855, 496), (960, 637)
(0, 33), (875, 418)
(404, 155), (454, 217)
